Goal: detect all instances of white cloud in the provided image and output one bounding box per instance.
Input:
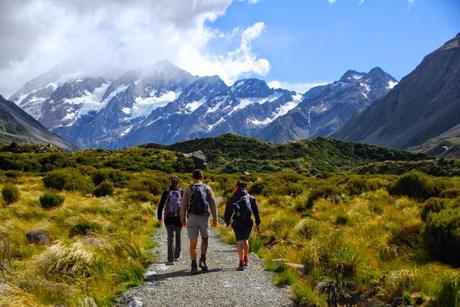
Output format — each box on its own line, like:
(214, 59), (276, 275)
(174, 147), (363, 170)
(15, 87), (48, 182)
(328, 0), (337, 4)
(0, 0), (269, 96)
(407, 0), (415, 3)
(268, 81), (329, 93)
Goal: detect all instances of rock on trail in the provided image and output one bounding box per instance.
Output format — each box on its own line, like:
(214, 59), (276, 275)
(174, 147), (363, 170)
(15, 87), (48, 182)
(116, 226), (292, 307)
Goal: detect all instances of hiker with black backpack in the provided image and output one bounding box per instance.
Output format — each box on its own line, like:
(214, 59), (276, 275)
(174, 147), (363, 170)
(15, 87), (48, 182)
(157, 175), (183, 265)
(180, 169), (218, 275)
(224, 181), (261, 271)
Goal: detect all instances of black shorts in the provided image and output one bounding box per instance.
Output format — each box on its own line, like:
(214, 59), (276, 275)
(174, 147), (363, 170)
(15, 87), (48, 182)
(232, 220), (253, 241)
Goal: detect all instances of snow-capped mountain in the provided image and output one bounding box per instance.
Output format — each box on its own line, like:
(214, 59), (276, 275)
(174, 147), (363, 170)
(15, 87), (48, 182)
(257, 67), (397, 143)
(10, 61), (395, 148)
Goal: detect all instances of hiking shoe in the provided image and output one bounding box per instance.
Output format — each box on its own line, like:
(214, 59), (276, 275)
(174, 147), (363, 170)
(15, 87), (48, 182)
(237, 263), (245, 271)
(199, 257), (208, 273)
(191, 263), (198, 275)
(166, 261), (174, 265)
(244, 262), (248, 267)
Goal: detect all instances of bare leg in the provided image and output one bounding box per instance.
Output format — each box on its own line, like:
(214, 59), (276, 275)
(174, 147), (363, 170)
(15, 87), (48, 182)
(237, 240), (244, 262)
(200, 237), (208, 257)
(190, 239), (198, 262)
(243, 240), (249, 260)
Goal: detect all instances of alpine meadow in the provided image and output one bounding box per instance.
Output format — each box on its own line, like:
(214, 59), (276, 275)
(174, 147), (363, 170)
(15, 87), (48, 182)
(0, 1), (459, 307)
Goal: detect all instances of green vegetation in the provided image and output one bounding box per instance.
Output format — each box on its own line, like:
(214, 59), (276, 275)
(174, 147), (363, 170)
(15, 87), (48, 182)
(39, 192), (65, 209)
(2, 183), (20, 204)
(0, 135), (459, 306)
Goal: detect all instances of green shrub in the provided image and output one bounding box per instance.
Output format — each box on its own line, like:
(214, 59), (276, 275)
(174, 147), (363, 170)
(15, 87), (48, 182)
(92, 169), (129, 186)
(2, 184), (20, 204)
(440, 188), (460, 199)
(249, 181), (268, 195)
(274, 270), (295, 286)
(346, 176), (382, 195)
(436, 276), (460, 307)
(295, 218), (319, 239)
(93, 181), (114, 197)
(389, 171), (441, 201)
(39, 192), (65, 209)
(43, 169), (94, 193)
(421, 198), (449, 222)
(69, 221), (102, 237)
(389, 223), (422, 249)
(306, 184), (344, 209)
(292, 282), (327, 307)
(422, 204), (460, 265)
(128, 178), (162, 195)
(334, 214), (349, 225)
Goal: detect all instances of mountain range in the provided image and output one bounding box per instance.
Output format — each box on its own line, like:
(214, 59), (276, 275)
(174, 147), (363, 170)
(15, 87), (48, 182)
(3, 33), (460, 155)
(9, 61), (395, 149)
(334, 33), (460, 152)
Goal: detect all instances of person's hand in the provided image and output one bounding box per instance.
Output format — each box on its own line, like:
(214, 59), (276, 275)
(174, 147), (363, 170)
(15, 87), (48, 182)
(212, 219), (217, 227)
(256, 225), (261, 233)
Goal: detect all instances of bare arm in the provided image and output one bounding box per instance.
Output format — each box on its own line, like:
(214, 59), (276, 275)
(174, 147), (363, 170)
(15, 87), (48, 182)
(206, 186), (218, 222)
(180, 187), (190, 225)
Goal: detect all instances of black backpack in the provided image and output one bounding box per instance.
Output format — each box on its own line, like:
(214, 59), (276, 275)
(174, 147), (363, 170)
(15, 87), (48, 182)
(233, 194), (252, 222)
(188, 184), (209, 215)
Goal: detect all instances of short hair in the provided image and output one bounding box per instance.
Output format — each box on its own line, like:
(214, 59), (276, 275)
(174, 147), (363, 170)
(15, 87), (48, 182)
(192, 169), (204, 180)
(236, 181), (248, 189)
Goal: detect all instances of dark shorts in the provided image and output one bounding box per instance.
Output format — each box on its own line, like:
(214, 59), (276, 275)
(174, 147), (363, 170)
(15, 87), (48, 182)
(232, 220), (253, 241)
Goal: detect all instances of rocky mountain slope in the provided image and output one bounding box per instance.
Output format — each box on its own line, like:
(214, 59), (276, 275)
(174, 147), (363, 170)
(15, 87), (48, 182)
(333, 33), (460, 149)
(257, 67), (397, 143)
(10, 61), (396, 149)
(0, 95), (74, 151)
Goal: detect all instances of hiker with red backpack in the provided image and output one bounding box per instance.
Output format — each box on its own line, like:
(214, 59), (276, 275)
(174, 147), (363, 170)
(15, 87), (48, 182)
(157, 175), (183, 265)
(180, 169), (218, 275)
(224, 181), (261, 271)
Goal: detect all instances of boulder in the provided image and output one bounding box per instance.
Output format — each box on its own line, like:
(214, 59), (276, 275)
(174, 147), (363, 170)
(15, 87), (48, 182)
(26, 230), (52, 245)
(184, 150), (207, 169)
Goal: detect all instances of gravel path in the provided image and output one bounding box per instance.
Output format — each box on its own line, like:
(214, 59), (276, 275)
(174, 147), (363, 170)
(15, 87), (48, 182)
(116, 226), (293, 307)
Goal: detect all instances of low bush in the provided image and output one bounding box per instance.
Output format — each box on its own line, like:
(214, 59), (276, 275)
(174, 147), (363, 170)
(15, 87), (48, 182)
(422, 204), (460, 265)
(128, 178), (163, 195)
(249, 181), (268, 195)
(421, 198), (449, 222)
(440, 188), (460, 199)
(43, 169), (94, 193)
(39, 192), (65, 209)
(93, 181), (114, 197)
(294, 218), (319, 239)
(436, 275), (460, 307)
(388, 171), (441, 201)
(92, 169), (129, 186)
(389, 223), (422, 249)
(306, 184), (345, 209)
(346, 176), (384, 195)
(69, 221), (102, 237)
(274, 270), (295, 286)
(2, 183), (20, 204)
(335, 213), (349, 225)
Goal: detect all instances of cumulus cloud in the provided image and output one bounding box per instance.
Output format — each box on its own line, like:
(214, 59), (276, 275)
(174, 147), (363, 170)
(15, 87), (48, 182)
(0, 0), (269, 95)
(267, 80), (329, 93)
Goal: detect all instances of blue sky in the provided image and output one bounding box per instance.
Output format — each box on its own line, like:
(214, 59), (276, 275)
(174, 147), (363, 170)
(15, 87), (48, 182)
(211, 0), (460, 87)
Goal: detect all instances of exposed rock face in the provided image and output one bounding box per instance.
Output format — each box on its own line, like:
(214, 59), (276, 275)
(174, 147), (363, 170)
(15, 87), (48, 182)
(334, 34), (460, 149)
(258, 67), (397, 143)
(0, 96), (75, 151)
(184, 150), (207, 169)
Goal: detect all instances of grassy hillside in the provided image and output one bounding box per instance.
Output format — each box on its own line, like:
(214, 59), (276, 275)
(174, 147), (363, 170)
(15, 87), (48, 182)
(0, 138), (459, 306)
(144, 134), (428, 176)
